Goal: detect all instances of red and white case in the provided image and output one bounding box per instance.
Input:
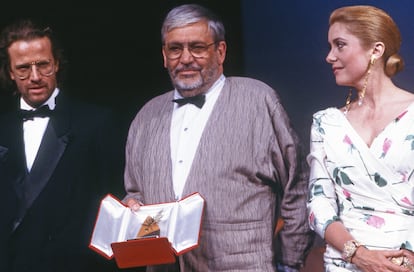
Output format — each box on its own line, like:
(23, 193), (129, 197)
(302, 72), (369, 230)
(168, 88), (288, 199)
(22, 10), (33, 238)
(89, 192), (205, 268)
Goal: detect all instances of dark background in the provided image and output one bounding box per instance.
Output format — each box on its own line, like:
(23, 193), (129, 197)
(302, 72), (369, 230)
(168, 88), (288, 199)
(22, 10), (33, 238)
(0, 0), (244, 135)
(1, 0), (413, 149)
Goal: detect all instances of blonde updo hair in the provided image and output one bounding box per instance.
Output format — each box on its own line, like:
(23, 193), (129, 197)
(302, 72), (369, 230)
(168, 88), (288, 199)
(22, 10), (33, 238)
(329, 5), (403, 77)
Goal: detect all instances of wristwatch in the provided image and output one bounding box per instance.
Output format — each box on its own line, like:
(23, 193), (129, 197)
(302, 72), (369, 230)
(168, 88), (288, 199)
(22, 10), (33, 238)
(342, 240), (362, 263)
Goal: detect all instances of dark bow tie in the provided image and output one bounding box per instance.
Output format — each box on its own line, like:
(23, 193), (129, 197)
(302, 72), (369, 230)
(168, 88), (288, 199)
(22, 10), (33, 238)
(172, 94), (206, 108)
(19, 105), (54, 121)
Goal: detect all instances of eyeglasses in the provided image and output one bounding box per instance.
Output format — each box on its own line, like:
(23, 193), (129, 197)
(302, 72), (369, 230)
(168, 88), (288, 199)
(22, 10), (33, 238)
(12, 59), (55, 80)
(164, 42), (216, 60)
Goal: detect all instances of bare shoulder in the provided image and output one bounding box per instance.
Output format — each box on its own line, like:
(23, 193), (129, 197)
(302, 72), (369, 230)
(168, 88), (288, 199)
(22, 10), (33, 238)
(399, 88), (414, 97)
(396, 88), (414, 108)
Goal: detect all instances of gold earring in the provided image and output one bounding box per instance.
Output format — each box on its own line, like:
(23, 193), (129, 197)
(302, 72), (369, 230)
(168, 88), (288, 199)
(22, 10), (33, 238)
(358, 85), (366, 106)
(358, 56), (375, 106)
(344, 89), (352, 114)
(370, 55), (376, 65)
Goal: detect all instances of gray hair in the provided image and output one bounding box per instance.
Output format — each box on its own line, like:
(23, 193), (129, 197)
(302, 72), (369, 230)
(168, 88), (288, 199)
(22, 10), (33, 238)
(161, 4), (226, 44)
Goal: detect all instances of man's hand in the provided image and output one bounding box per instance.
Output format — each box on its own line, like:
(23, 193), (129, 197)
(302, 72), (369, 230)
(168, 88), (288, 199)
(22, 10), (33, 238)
(124, 197), (142, 211)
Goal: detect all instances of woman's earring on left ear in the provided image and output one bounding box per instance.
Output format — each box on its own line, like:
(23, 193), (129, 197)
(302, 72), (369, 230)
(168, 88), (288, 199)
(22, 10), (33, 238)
(344, 89), (353, 115)
(358, 56), (375, 106)
(370, 55), (376, 65)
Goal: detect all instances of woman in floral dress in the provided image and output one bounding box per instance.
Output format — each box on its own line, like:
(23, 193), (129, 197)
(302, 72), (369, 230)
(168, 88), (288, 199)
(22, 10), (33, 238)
(307, 5), (414, 272)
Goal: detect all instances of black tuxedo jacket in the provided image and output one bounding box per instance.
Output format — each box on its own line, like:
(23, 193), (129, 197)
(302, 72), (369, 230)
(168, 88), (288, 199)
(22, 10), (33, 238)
(0, 92), (126, 272)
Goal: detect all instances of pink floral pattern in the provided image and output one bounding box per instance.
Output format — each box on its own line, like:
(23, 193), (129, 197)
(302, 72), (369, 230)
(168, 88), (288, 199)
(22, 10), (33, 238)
(343, 189), (351, 199)
(309, 212), (315, 225)
(343, 135), (354, 152)
(308, 107), (414, 269)
(401, 197), (413, 206)
(395, 110), (408, 122)
(364, 214), (385, 228)
(380, 138), (392, 158)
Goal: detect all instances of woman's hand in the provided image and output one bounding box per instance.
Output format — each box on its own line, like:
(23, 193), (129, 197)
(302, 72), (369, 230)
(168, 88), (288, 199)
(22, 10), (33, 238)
(399, 249), (414, 271)
(353, 248), (412, 272)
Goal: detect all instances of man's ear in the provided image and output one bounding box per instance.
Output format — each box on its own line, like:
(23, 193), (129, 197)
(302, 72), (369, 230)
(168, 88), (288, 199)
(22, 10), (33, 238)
(216, 41), (227, 65)
(162, 47), (168, 68)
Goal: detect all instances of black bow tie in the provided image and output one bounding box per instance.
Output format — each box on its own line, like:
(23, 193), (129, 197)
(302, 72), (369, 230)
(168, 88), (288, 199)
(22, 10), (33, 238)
(172, 94), (206, 108)
(19, 105), (54, 121)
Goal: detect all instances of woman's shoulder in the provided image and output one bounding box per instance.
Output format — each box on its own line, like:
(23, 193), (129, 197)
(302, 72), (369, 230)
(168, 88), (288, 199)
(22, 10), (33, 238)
(313, 106), (343, 119)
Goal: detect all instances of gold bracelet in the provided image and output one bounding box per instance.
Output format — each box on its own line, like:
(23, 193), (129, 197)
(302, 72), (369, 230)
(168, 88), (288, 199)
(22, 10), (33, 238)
(342, 240), (363, 263)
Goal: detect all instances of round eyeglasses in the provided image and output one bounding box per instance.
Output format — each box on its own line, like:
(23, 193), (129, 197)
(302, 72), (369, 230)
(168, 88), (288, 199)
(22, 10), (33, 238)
(164, 42), (216, 60)
(12, 59), (55, 80)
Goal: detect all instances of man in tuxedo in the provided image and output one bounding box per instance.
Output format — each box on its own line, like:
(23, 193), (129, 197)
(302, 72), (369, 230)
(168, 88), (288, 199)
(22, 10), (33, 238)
(123, 4), (313, 272)
(0, 19), (125, 271)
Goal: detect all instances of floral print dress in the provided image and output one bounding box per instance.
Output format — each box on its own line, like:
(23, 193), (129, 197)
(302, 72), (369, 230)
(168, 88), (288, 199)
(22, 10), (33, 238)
(307, 106), (414, 271)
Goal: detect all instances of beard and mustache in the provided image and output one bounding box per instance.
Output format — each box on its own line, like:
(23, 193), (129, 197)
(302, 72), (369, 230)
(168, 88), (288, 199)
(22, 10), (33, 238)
(168, 62), (218, 94)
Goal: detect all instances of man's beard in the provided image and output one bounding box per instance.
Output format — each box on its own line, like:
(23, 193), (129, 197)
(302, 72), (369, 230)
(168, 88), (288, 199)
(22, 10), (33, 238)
(169, 64), (203, 92)
(173, 76), (203, 91)
(170, 64), (217, 93)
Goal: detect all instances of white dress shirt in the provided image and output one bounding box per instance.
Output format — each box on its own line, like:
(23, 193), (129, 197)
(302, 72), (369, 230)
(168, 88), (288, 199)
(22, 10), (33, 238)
(21, 88), (59, 171)
(170, 75), (225, 199)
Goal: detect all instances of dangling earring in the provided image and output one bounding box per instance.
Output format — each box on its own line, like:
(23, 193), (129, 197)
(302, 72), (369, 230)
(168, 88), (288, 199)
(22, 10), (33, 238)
(358, 56), (376, 106)
(344, 89), (352, 114)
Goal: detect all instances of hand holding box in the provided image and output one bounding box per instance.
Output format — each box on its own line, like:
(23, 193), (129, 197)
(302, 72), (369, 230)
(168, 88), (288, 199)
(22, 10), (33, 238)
(89, 192), (205, 268)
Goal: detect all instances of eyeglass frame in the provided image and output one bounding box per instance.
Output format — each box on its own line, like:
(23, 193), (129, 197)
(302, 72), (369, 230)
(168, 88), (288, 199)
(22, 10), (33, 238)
(163, 41), (217, 60)
(11, 59), (55, 80)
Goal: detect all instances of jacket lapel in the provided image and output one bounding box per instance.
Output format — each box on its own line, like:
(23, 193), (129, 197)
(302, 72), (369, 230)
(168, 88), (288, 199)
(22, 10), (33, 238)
(24, 120), (69, 208)
(18, 95), (72, 220)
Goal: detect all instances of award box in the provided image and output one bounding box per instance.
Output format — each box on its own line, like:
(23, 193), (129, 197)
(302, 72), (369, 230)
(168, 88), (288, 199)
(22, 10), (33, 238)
(89, 192), (205, 268)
